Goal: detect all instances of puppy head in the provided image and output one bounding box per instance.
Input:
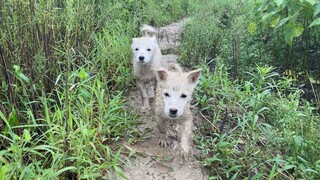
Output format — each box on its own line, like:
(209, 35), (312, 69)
(131, 36), (158, 64)
(156, 67), (201, 119)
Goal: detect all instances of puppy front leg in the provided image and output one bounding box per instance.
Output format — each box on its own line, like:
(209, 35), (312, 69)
(159, 132), (169, 148)
(157, 117), (169, 148)
(137, 81), (150, 110)
(180, 118), (193, 160)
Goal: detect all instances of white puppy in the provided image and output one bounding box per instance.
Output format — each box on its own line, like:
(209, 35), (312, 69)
(155, 63), (201, 160)
(131, 25), (166, 111)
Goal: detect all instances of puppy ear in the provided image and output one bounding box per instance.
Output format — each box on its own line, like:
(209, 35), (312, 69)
(187, 69), (201, 85)
(131, 38), (137, 48)
(168, 63), (183, 73)
(151, 35), (157, 42)
(155, 69), (168, 81)
(133, 38), (139, 44)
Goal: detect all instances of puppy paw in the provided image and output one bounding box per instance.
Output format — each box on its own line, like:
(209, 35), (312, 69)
(141, 104), (150, 110)
(140, 105), (151, 114)
(180, 150), (190, 161)
(159, 139), (169, 148)
(180, 146), (191, 161)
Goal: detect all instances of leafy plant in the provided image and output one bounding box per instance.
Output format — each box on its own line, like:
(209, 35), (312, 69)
(257, 0), (320, 46)
(0, 0), (194, 178)
(194, 61), (320, 179)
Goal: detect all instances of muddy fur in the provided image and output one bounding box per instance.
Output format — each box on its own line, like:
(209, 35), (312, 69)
(131, 25), (167, 111)
(155, 63), (201, 160)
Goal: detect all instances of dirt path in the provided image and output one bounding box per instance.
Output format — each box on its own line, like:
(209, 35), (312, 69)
(119, 19), (207, 180)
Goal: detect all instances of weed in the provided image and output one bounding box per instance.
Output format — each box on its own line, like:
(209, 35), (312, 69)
(0, 0), (193, 178)
(194, 62), (320, 179)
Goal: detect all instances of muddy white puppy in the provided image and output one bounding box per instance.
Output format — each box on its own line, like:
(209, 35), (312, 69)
(131, 25), (166, 111)
(155, 63), (201, 160)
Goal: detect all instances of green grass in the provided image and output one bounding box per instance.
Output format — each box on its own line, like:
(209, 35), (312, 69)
(178, 0), (320, 179)
(193, 62), (320, 179)
(1, 0), (319, 179)
(0, 0), (193, 179)
(0, 74), (139, 178)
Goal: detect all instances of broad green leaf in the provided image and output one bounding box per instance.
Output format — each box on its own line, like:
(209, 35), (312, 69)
(78, 68), (89, 79)
(275, 16), (290, 29)
(314, 3), (320, 16)
(17, 72), (30, 83)
(13, 65), (20, 72)
(11, 132), (20, 140)
(309, 17), (320, 27)
(302, 2), (315, 18)
(258, 3), (269, 12)
(275, 0), (284, 7)
(305, 0), (316, 5)
(3, 108), (19, 133)
(294, 135), (303, 147)
(13, 65), (30, 83)
(284, 23), (304, 46)
(8, 109), (18, 127)
(23, 129), (31, 142)
(261, 11), (277, 22)
(248, 22), (257, 36)
(270, 15), (281, 28)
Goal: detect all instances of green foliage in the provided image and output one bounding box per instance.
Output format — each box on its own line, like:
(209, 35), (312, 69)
(1, 0), (319, 179)
(180, 0), (319, 79)
(179, 0), (244, 66)
(179, 1), (320, 178)
(179, 0), (222, 66)
(284, 22), (304, 47)
(0, 0), (193, 178)
(1, 75), (139, 178)
(195, 63), (320, 179)
(257, 0), (320, 46)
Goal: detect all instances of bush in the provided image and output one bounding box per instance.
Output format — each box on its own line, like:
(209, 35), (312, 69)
(0, 0), (193, 178)
(194, 63), (320, 179)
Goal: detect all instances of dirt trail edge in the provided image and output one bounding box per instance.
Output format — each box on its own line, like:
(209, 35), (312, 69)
(119, 19), (207, 180)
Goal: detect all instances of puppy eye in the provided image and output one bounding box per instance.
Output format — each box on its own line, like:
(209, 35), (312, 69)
(164, 93), (170, 97)
(147, 48), (151, 51)
(135, 48), (139, 51)
(181, 94), (187, 98)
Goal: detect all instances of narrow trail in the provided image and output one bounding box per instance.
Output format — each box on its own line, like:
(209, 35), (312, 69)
(119, 19), (207, 180)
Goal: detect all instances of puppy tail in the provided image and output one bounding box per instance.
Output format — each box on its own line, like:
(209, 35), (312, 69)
(168, 63), (183, 73)
(141, 25), (158, 37)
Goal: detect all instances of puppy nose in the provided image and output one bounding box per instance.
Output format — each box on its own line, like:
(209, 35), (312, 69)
(169, 108), (178, 115)
(139, 56), (145, 61)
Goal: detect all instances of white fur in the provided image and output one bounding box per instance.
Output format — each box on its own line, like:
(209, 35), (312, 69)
(155, 63), (201, 160)
(131, 36), (159, 65)
(131, 25), (166, 110)
(156, 64), (200, 119)
(140, 25), (158, 37)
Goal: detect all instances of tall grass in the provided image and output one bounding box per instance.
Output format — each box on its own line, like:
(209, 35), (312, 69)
(193, 61), (320, 179)
(178, 0), (320, 179)
(0, 0), (193, 178)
